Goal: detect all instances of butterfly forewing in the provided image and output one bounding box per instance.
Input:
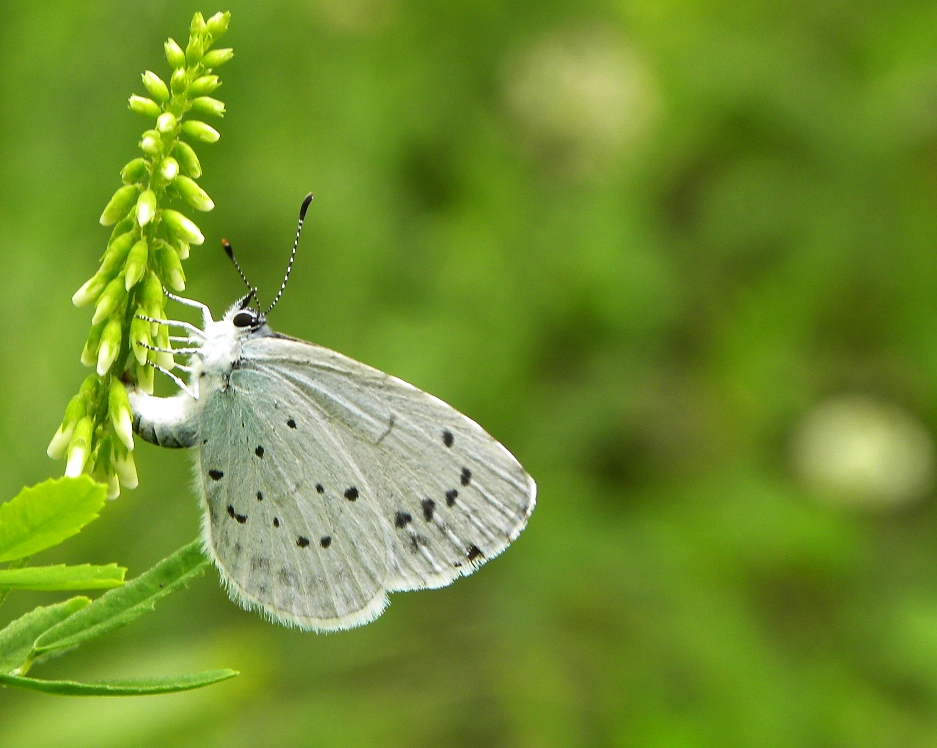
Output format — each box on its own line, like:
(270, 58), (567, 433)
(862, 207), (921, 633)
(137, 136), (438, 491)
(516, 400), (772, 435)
(242, 335), (536, 594)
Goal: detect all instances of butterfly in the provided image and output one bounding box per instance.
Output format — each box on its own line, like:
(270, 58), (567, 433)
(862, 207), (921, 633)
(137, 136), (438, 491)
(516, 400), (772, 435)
(129, 194), (536, 631)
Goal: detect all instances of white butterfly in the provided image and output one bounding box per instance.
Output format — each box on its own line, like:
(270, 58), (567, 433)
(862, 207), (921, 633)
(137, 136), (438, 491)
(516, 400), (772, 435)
(129, 195), (536, 631)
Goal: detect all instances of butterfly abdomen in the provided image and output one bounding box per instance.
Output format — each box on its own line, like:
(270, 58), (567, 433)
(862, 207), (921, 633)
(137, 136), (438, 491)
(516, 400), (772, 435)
(129, 389), (201, 449)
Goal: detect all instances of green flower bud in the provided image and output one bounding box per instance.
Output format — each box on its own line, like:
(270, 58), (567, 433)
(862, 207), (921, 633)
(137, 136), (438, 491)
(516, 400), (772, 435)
(109, 216), (135, 243)
(105, 472), (120, 500)
(142, 70), (170, 102)
(47, 424), (73, 460)
(136, 189), (157, 227)
(108, 380), (135, 451)
(186, 36), (204, 65)
(206, 11), (231, 39)
(100, 184), (138, 226)
(128, 95), (161, 118)
(47, 392), (88, 459)
(173, 141), (202, 178)
(181, 120), (220, 144)
(92, 275), (127, 325)
(72, 273), (108, 308)
(190, 12), (206, 34)
(142, 271), (164, 318)
(156, 111), (177, 134)
(188, 75), (220, 97)
(97, 318), (122, 376)
(120, 157), (149, 184)
(158, 156), (179, 182)
(112, 445), (138, 490)
(173, 236), (190, 259)
(65, 417), (93, 477)
(156, 324), (174, 370)
(135, 359), (155, 395)
(171, 67), (188, 94)
(81, 322), (105, 367)
(165, 37), (186, 69)
(201, 48), (234, 68)
(175, 175), (214, 211)
(155, 242), (186, 290)
(130, 313), (151, 366)
(100, 230), (135, 275)
(190, 96), (225, 118)
(140, 130), (161, 156)
(124, 238), (149, 290)
(161, 209), (205, 245)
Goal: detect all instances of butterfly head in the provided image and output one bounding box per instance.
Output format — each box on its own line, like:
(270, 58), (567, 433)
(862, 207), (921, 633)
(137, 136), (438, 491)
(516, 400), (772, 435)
(225, 291), (266, 332)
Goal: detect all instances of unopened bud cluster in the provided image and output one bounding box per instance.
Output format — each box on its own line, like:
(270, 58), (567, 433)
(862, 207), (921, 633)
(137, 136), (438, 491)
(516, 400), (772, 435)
(51, 11), (232, 497)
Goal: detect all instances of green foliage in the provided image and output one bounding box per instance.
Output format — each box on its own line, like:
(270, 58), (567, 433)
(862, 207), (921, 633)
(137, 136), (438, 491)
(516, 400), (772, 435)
(0, 12), (238, 701)
(0, 670), (237, 696)
(0, 478), (234, 696)
(33, 541), (208, 655)
(48, 10), (233, 498)
(0, 564), (125, 591)
(0, 477), (105, 563)
(0, 598), (90, 674)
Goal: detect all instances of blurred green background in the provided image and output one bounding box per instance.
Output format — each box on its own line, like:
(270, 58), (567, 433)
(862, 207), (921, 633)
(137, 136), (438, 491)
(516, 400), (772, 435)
(4, 1), (937, 745)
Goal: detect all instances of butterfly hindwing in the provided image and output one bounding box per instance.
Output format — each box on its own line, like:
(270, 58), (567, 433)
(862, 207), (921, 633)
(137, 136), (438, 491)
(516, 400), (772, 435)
(198, 369), (392, 631)
(242, 335), (537, 595)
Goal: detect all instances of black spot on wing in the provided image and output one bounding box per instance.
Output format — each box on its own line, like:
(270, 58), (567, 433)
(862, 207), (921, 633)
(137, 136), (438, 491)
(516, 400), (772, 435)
(344, 487), (359, 501)
(460, 467), (472, 486)
(287, 418), (297, 429)
(316, 483), (325, 494)
(256, 491), (264, 501)
(421, 498), (436, 522)
(255, 445), (264, 458)
(320, 535), (332, 548)
(227, 505), (235, 518)
(443, 430), (454, 447)
(446, 489), (458, 506)
(394, 511), (412, 528)
(467, 545), (483, 561)
(209, 469), (224, 481)
(297, 536), (310, 548)
(273, 517), (280, 528)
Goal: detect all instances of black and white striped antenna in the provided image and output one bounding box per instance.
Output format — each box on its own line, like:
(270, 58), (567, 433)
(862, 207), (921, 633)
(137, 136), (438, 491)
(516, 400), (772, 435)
(265, 192), (313, 316)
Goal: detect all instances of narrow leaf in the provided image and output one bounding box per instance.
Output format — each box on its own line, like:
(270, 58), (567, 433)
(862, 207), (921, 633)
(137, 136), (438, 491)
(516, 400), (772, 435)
(0, 564), (125, 591)
(0, 477), (106, 562)
(0, 669), (238, 696)
(33, 540), (207, 654)
(0, 597), (90, 673)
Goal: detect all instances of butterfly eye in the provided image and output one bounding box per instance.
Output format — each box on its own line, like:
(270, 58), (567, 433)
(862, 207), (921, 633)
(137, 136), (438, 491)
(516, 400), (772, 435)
(233, 310), (258, 328)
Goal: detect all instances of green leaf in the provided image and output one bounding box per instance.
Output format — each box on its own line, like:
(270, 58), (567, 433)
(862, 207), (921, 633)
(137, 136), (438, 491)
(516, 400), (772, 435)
(0, 564), (125, 591)
(0, 597), (90, 673)
(33, 540), (207, 654)
(0, 477), (106, 563)
(0, 669), (238, 696)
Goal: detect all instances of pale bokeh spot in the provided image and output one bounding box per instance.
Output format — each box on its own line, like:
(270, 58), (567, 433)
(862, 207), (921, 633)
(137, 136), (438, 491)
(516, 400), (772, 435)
(792, 394), (935, 510)
(503, 28), (659, 179)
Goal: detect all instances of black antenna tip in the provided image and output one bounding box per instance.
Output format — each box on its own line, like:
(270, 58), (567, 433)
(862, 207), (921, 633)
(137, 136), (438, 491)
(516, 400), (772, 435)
(299, 193), (314, 221)
(221, 239), (234, 259)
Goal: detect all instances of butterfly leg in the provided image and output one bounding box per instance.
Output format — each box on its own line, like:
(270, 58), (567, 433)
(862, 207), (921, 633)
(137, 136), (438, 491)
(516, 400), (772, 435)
(135, 314), (206, 341)
(144, 360), (199, 399)
(162, 287), (213, 328)
(137, 340), (201, 356)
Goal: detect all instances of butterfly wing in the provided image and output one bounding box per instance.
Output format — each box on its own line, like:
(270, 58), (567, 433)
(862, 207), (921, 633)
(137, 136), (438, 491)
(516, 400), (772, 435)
(198, 364), (393, 631)
(240, 334), (536, 596)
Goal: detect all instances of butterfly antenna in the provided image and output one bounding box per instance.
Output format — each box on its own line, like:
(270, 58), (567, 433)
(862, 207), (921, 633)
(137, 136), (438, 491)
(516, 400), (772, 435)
(221, 238), (260, 306)
(265, 192), (313, 316)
